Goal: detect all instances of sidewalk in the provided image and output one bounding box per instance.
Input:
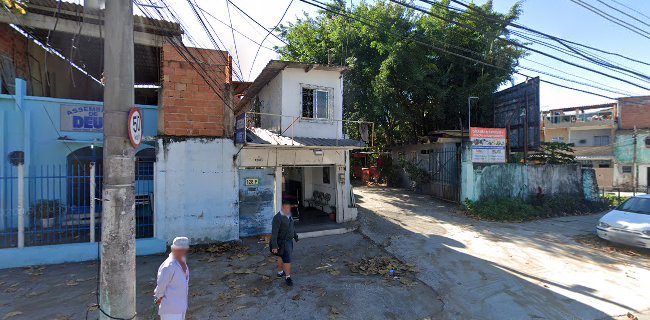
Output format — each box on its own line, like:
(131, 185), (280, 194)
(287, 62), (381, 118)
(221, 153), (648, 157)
(1, 232), (442, 319)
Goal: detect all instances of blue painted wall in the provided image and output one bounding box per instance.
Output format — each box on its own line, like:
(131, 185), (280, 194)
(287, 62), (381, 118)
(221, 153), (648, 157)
(0, 78), (158, 228)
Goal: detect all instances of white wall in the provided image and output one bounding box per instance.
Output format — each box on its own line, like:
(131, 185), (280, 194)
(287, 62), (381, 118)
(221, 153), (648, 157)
(155, 138), (239, 243)
(259, 72), (283, 131)
(254, 67), (344, 139)
(237, 148), (346, 167)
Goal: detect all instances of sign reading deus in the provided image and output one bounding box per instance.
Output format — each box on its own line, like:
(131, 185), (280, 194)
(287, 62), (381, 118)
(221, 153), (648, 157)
(60, 105), (104, 132)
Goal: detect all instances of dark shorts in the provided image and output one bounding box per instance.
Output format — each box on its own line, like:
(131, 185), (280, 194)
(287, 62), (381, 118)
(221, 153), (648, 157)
(279, 240), (293, 263)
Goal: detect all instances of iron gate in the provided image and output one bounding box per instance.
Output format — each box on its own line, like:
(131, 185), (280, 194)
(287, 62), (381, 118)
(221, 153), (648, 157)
(428, 144), (462, 203)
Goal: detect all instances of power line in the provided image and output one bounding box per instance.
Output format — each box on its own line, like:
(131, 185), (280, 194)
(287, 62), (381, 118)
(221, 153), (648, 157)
(225, 0), (244, 80)
(423, 0), (650, 85)
(522, 57), (637, 96)
(224, 0), (291, 47)
(448, 0), (650, 70)
(185, 0), (244, 81)
(390, 0), (650, 91)
(136, 0), (233, 109)
(569, 0), (650, 40)
(299, 0), (617, 99)
(608, 0), (650, 21)
(248, 0), (294, 80)
(596, 0), (650, 30)
(190, 5), (276, 52)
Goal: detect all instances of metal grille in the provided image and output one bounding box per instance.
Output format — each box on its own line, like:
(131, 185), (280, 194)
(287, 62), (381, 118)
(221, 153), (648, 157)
(428, 145), (461, 203)
(0, 162), (154, 248)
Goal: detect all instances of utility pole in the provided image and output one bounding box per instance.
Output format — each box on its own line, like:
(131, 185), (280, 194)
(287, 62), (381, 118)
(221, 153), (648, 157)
(633, 126), (638, 192)
(467, 96), (478, 130)
(100, 0), (136, 319)
(523, 88), (529, 164)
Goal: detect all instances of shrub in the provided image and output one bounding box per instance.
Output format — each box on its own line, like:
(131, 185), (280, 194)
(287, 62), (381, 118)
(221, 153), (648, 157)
(399, 160), (430, 191)
(465, 195), (606, 222)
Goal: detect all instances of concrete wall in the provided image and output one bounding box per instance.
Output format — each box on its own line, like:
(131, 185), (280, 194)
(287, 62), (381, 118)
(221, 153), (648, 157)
(461, 145), (584, 201)
(155, 138), (239, 243)
(594, 167), (614, 189)
(543, 127), (569, 143)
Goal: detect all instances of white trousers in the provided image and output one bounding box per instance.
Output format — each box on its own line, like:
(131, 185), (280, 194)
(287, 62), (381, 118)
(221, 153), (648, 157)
(160, 314), (185, 320)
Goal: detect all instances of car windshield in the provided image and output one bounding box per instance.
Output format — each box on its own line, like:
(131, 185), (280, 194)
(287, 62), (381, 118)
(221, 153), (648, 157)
(617, 197), (650, 215)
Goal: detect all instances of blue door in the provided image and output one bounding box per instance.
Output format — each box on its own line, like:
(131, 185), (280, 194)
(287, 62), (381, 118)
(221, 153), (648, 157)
(239, 168), (275, 237)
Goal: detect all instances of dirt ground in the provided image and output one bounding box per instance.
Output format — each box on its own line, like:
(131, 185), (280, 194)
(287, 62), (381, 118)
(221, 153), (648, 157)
(355, 186), (650, 320)
(0, 232), (442, 320)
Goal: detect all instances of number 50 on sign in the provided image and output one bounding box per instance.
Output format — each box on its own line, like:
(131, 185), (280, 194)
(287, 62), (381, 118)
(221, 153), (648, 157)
(128, 107), (143, 148)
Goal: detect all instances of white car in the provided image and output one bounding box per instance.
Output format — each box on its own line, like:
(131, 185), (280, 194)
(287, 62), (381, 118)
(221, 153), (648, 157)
(597, 195), (650, 249)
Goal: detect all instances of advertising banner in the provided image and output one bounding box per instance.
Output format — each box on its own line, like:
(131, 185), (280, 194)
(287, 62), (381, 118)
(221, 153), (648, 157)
(470, 127), (506, 163)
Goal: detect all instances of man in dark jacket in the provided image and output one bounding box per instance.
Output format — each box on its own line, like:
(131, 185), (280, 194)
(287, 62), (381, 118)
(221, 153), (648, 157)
(270, 201), (299, 286)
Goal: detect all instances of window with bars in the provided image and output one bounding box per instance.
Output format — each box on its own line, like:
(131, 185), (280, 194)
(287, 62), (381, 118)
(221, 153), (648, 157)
(301, 86), (331, 119)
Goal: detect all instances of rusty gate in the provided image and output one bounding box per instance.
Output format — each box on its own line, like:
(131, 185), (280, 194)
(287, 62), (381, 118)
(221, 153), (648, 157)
(427, 144), (462, 203)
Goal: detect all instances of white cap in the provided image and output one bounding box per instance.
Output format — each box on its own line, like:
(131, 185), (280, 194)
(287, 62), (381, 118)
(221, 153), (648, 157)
(171, 237), (190, 250)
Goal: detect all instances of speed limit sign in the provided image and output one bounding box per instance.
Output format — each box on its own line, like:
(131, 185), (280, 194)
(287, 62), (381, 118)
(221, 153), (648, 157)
(128, 107), (143, 148)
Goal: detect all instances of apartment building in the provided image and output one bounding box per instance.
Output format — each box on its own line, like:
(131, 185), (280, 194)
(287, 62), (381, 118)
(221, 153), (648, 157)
(542, 103), (617, 188)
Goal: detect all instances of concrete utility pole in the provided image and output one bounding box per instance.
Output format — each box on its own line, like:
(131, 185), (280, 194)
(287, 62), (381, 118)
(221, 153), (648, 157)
(100, 0), (137, 319)
(633, 126), (638, 192)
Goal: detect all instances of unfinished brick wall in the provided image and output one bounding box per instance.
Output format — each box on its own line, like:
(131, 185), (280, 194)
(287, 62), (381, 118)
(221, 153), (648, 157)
(618, 96), (650, 130)
(0, 23), (28, 90)
(159, 41), (232, 136)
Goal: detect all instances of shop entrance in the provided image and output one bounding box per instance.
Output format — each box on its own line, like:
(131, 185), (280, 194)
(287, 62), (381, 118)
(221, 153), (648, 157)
(282, 166), (339, 233)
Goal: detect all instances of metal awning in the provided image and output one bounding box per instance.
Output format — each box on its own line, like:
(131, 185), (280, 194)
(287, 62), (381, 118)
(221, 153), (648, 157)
(245, 128), (365, 149)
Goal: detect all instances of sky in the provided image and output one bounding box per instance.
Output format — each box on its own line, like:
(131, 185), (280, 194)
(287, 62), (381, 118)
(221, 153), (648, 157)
(143, 0), (650, 110)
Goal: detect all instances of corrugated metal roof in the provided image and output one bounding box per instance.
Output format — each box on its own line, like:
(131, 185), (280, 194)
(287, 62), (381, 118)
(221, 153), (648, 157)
(245, 128), (365, 148)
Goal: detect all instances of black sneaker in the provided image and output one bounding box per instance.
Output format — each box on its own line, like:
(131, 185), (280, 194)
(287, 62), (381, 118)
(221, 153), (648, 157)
(277, 271), (285, 278)
(285, 277), (293, 286)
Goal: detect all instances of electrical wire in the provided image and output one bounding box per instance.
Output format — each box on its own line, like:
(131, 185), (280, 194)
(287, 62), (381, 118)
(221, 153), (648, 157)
(300, 0), (618, 99)
(390, 0), (650, 91)
(608, 0), (650, 21)
(225, 0), (245, 80)
(247, 0), (294, 80)
(448, 0), (650, 68)
(569, 0), (650, 40)
(224, 0), (291, 47)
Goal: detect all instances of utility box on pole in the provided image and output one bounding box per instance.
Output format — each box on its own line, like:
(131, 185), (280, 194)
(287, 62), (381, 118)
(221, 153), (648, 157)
(100, 0), (137, 319)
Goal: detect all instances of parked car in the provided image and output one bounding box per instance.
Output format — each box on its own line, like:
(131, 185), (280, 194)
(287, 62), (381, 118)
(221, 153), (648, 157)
(597, 195), (650, 248)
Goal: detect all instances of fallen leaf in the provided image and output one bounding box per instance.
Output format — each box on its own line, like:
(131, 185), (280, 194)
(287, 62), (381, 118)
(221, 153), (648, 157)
(3, 312), (22, 320)
(65, 280), (79, 286)
(292, 294), (300, 301)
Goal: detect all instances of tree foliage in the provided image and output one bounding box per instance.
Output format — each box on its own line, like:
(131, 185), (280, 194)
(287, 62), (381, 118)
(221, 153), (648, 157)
(527, 142), (577, 164)
(277, 0), (526, 147)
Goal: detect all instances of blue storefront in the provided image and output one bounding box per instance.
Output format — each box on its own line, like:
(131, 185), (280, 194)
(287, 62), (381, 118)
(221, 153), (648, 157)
(0, 79), (164, 266)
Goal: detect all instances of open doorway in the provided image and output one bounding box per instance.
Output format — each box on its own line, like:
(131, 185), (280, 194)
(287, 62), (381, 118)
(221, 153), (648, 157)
(282, 166), (339, 232)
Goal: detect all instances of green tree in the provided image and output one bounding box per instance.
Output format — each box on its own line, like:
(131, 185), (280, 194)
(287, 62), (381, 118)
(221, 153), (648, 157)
(527, 142), (577, 164)
(277, 0), (526, 147)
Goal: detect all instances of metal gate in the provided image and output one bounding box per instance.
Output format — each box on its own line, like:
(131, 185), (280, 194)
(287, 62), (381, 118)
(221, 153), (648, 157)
(428, 144), (461, 203)
(238, 168), (275, 237)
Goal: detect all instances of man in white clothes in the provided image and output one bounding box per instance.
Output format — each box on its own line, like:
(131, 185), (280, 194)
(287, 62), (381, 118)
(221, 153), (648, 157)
(154, 237), (190, 320)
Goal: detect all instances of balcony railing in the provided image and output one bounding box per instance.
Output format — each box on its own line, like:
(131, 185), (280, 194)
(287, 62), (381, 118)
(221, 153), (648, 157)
(543, 111), (615, 128)
(240, 112), (374, 148)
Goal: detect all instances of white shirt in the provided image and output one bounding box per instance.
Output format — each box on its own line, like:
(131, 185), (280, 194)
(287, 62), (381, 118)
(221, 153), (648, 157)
(154, 253), (189, 315)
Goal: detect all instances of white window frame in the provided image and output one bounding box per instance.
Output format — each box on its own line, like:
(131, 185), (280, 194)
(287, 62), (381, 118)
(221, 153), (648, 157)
(300, 84), (333, 120)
